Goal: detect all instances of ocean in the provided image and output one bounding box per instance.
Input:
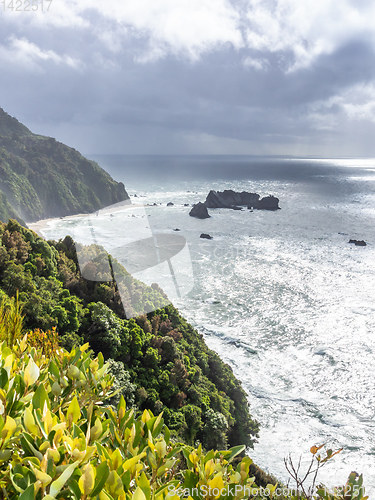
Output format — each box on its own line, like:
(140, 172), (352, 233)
(36, 156), (375, 494)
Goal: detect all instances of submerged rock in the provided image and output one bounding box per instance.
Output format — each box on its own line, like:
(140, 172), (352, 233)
(189, 202), (210, 219)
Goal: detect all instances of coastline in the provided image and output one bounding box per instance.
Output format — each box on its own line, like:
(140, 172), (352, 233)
(27, 212), (88, 237)
(26, 198), (138, 237)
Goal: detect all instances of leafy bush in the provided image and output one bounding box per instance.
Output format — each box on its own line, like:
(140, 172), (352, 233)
(0, 338), (259, 499)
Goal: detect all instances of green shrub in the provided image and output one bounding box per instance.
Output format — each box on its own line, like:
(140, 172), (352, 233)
(0, 338), (260, 499)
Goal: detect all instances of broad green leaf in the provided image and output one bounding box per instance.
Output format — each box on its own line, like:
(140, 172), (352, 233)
(183, 471), (198, 490)
(221, 445), (245, 463)
(29, 463), (52, 486)
(66, 396), (81, 427)
(49, 461), (80, 497)
(155, 481), (179, 499)
(138, 472), (151, 500)
(98, 351), (104, 368)
(0, 367), (8, 389)
(1, 415), (17, 440)
(91, 461), (110, 497)
(78, 463), (95, 496)
(67, 478), (81, 499)
(90, 417), (103, 441)
(48, 360), (60, 379)
(123, 452), (147, 471)
(152, 413), (164, 438)
(32, 383), (49, 412)
(203, 450), (215, 464)
(164, 425), (170, 445)
(155, 440), (166, 458)
(67, 365), (80, 380)
(51, 382), (62, 397)
(18, 484), (35, 500)
(24, 407), (39, 435)
(111, 448), (123, 471)
(133, 486), (147, 500)
(106, 470), (124, 497)
(208, 473), (225, 498)
(0, 449), (12, 461)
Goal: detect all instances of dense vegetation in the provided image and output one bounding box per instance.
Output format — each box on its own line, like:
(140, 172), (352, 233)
(0, 107), (129, 223)
(0, 319), (367, 499)
(0, 219), (259, 451)
(0, 331), (265, 500)
(0, 191), (25, 226)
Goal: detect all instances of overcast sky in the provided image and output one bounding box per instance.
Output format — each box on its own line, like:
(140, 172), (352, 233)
(1, 0), (375, 156)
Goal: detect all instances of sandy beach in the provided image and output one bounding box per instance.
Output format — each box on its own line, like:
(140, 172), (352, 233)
(27, 199), (135, 238)
(27, 212), (88, 238)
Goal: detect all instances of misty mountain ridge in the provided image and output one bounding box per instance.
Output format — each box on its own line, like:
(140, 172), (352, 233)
(0, 107), (129, 224)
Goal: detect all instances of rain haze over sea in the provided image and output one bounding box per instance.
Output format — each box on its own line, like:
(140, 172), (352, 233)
(38, 156), (375, 494)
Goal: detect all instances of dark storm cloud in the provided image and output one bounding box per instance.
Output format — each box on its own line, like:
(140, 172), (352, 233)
(1, 1), (375, 155)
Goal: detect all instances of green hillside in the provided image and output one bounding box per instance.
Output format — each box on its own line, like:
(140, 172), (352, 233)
(0, 219), (259, 452)
(0, 191), (26, 226)
(0, 107), (129, 223)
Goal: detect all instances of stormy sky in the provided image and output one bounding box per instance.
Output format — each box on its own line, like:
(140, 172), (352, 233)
(1, 0), (375, 156)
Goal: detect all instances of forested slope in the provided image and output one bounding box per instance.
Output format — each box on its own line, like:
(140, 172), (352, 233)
(0, 107), (129, 223)
(0, 219), (259, 450)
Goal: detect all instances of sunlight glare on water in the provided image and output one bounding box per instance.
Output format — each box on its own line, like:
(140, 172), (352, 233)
(39, 156), (375, 495)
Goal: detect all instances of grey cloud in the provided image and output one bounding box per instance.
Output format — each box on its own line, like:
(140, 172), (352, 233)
(2, 8), (375, 155)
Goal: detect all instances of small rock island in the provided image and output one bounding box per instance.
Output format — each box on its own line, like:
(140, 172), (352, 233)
(189, 190), (280, 218)
(189, 202), (210, 219)
(205, 190), (280, 210)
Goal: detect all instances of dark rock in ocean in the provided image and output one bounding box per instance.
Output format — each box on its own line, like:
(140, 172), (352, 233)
(349, 239), (367, 246)
(189, 202), (210, 219)
(173, 228), (180, 231)
(184, 203), (189, 206)
(167, 202), (174, 206)
(257, 195), (280, 210)
(200, 233), (213, 240)
(205, 190), (260, 209)
(204, 190), (280, 210)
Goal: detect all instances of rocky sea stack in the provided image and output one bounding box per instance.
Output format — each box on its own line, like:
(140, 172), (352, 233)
(205, 190), (280, 210)
(189, 202), (210, 219)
